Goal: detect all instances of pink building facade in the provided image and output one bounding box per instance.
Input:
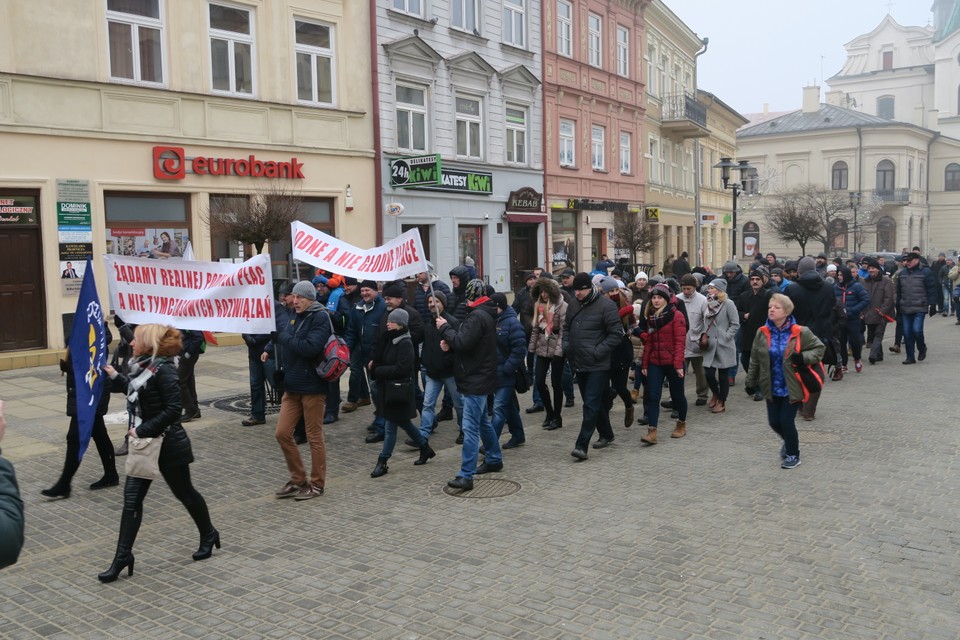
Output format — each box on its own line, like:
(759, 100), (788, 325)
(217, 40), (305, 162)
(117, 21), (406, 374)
(543, 0), (650, 274)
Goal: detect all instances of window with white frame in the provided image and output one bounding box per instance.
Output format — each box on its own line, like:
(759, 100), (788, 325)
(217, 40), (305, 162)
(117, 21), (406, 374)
(557, 0), (572, 57)
(392, 0), (422, 18)
(456, 96), (482, 159)
(684, 147), (694, 191)
(619, 132), (631, 174)
(591, 125), (605, 171)
(588, 13), (602, 67)
(396, 84), (428, 152)
(559, 119), (575, 167)
(505, 106), (527, 164)
(209, 3), (254, 95)
(616, 26), (629, 77)
(503, 0), (525, 48)
(295, 20), (334, 106)
(107, 0), (164, 84)
(452, 0), (477, 32)
(661, 139), (670, 186)
(646, 43), (657, 96)
(648, 136), (660, 183)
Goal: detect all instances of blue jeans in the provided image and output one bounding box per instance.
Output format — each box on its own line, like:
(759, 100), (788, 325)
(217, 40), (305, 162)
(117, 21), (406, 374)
(247, 344), (267, 421)
(942, 283), (953, 314)
(369, 379), (386, 435)
(458, 393), (502, 479)
(325, 377), (341, 418)
(562, 359), (575, 400)
(380, 418), (424, 460)
(644, 364), (687, 428)
(347, 348), (369, 402)
(529, 353), (542, 407)
(901, 312), (926, 360)
(492, 386), (524, 442)
(766, 395), (800, 457)
(574, 369), (614, 451)
(419, 374), (463, 440)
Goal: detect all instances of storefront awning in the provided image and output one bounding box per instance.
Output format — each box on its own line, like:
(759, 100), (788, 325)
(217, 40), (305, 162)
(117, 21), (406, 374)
(504, 212), (548, 224)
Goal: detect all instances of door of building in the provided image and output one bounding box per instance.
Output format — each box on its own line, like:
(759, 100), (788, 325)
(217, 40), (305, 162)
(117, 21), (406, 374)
(0, 194), (46, 350)
(509, 224), (539, 292)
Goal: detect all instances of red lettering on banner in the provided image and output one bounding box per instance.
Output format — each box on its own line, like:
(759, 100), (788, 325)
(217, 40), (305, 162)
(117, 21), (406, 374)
(322, 248), (339, 262)
(294, 230), (329, 257)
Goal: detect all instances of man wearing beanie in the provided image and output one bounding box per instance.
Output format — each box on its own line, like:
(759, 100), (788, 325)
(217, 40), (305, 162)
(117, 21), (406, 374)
(436, 279), (501, 490)
(272, 281), (333, 501)
(417, 292), (463, 445)
(860, 256), (894, 364)
(785, 257), (840, 418)
(489, 292), (528, 449)
(366, 281), (424, 444)
(738, 267), (774, 401)
(344, 280), (384, 418)
(564, 272), (622, 460)
(679, 274), (709, 407)
(413, 268), (451, 326)
(895, 251), (937, 364)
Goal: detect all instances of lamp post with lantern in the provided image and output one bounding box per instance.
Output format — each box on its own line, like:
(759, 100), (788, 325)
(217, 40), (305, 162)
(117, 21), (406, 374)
(713, 157), (755, 261)
(849, 191), (861, 253)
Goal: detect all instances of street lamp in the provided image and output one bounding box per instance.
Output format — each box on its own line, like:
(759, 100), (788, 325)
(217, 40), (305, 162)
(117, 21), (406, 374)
(713, 157), (755, 261)
(849, 191), (861, 253)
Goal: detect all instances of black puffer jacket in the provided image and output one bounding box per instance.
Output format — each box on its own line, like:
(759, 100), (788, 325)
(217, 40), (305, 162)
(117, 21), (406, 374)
(447, 266), (472, 321)
(372, 328), (417, 421)
(785, 272), (835, 343)
(439, 298), (498, 396)
(724, 269), (750, 302)
(111, 357), (194, 469)
(562, 288), (623, 372)
(421, 311), (459, 378)
(275, 302), (332, 394)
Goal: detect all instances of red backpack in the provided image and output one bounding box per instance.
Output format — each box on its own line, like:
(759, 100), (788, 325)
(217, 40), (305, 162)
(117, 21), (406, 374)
(315, 312), (350, 382)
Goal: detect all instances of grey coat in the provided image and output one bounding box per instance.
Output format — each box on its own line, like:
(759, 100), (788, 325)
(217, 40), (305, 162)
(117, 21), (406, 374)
(701, 298), (740, 369)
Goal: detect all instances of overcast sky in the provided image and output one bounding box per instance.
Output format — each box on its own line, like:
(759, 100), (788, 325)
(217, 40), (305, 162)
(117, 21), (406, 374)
(672, 0), (935, 116)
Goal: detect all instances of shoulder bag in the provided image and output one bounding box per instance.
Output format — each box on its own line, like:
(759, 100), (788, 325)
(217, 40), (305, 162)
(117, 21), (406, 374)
(126, 433), (163, 480)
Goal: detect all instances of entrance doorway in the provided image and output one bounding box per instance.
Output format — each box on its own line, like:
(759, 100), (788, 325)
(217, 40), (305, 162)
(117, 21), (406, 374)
(509, 223), (539, 291)
(0, 190), (46, 350)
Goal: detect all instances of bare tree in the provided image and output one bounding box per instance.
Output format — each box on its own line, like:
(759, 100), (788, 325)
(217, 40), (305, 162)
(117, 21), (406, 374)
(201, 182), (305, 255)
(766, 190), (822, 256)
(613, 210), (660, 266)
(852, 193), (885, 253)
(764, 184), (851, 254)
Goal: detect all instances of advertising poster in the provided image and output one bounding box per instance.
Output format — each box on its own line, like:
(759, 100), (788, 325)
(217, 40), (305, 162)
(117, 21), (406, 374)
(107, 227), (188, 259)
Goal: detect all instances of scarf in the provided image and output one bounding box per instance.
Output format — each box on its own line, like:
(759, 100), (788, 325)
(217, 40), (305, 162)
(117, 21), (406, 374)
(126, 356), (168, 430)
(535, 301), (556, 336)
(647, 302), (676, 331)
(705, 293), (723, 318)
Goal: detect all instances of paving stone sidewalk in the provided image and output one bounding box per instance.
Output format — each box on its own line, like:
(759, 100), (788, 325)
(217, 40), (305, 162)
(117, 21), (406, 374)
(0, 317), (958, 639)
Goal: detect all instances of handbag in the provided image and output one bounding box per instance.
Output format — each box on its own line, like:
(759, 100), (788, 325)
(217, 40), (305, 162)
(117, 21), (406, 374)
(698, 316), (716, 350)
(383, 378), (413, 405)
(514, 367), (531, 394)
(126, 435), (163, 480)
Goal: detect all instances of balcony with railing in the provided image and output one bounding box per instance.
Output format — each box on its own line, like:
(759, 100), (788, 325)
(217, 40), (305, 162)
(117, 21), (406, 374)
(872, 188), (910, 204)
(660, 92), (709, 139)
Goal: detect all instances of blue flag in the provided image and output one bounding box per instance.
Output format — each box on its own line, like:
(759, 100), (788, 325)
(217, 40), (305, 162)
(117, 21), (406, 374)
(69, 258), (108, 462)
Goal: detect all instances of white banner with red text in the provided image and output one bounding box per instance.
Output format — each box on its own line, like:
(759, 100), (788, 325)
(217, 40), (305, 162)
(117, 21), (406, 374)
(290, 221), (428, 281)
(102, 253), (275, 333)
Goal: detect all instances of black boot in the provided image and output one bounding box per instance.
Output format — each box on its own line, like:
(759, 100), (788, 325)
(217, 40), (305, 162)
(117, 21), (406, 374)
(545, 416), (562, 431)
(41, 483), (71, 500)
(184, 501), (219, 561)
(371, 456), (389, 478)
(89, 474), (120, 490)
(414, 442), (435, 466)
(98, 508), (140, 582)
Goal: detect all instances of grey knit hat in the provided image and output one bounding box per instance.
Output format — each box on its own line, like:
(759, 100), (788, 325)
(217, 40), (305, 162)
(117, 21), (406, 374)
(797, 256), (816, 275)
(707, 278), (727, 293)
(388, 308), (409, 327)
(292, 280), (317, 301)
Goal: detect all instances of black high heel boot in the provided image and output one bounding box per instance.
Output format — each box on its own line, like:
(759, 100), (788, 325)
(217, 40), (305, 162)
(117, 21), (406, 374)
(371, 456), (389, 478)
(41, 484), (71, 500)
(193, 529), (221, 561)
(98, 508), (140, 583)
(414, 442), (435, 466)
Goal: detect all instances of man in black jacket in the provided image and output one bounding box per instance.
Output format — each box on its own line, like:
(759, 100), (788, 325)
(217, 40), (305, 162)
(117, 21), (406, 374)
(786, 256), (837, 420)
(737, 267), (774, 401)
(564, 273), (623, 460)
(417, 292), (462, 444)
(178, 329), (205, 422)
(437, 279), (501, 491)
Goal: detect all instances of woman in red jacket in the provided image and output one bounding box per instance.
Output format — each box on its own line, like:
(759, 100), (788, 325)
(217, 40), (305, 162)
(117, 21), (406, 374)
(639, 284), (688, 444)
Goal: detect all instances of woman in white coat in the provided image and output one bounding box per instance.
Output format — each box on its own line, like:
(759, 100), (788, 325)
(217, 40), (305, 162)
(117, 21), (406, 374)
(700, 279), (740, 413)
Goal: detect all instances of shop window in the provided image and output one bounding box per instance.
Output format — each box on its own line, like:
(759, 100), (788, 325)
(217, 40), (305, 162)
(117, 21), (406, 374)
(271, 197), (333, 282)
(209, 2), (255, 96)
(458, 225), (482, 277)
(294, 19), (335, 106)
(401, 224), (432, 265)
(105, 192), (189, 259)
(209, 194), (248, 263)
(107, 0), (164, 85)
(551, 210), (576, 272)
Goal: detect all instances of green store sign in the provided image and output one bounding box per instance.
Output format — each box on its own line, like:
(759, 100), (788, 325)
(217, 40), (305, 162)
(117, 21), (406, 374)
(415, 168), (493, 195)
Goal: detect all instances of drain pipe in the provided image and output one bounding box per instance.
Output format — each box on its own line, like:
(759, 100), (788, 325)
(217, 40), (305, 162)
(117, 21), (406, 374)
(693, 37), (709, 267)
(370, 0), (384, 245)
(925, 132), (939, 253)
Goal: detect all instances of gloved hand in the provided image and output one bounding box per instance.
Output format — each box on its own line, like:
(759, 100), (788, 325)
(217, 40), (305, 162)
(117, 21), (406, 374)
(744, 386), (757, 396)
(929, 305), (937, 317)
(790, 353), (805, 367)
(182, 352), (191, 360)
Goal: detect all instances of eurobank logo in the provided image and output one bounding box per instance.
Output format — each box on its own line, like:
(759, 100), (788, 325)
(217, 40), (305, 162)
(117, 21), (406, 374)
(152, 146), (305, 180)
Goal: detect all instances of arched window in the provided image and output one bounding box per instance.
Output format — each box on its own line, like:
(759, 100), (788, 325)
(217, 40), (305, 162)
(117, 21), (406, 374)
(946, 163), (960, 191)
(829, 219), (848, 254)
(831, 161), (848, 190)
(876, 160), (896, 198)
(877, 95), (895, 119)
(876, 217), (896, 252)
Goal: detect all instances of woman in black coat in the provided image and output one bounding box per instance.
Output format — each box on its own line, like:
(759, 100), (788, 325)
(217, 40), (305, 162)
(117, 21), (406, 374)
(369, 309), (434, 478)
(41, 348), (119, 499)
(99, 324), (219, 582)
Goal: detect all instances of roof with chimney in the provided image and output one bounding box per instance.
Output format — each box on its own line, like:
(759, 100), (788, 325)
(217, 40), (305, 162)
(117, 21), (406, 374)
(738, 104), (896, 137)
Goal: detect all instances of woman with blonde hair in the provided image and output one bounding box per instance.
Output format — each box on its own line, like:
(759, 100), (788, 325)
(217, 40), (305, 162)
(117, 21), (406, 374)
(701, 279), (740, 413)
(99, 324), (219, 582)
(528, 277), (568, 430)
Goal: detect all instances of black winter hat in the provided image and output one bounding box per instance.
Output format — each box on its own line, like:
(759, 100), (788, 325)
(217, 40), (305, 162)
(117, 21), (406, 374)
(382, 282), (406, 299)
(572, 272), (593, 290)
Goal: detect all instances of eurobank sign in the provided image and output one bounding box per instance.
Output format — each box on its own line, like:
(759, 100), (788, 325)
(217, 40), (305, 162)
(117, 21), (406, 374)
(152, 146), (305, 181)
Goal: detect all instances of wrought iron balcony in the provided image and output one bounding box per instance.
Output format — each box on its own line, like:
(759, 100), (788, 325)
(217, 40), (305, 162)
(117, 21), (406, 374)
(873, 188), (910, 204)
(660, 92), (709, 139)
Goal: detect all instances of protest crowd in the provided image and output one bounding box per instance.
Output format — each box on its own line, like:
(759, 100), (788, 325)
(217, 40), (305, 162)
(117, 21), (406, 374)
(8, 239), (951, 581)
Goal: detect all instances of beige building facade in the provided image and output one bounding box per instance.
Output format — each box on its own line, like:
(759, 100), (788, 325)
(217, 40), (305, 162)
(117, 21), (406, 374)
(0, 0), (375, 354)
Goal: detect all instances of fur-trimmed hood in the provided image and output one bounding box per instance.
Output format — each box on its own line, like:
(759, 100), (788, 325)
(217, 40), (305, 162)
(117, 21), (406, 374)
(530, 276), (561, 305)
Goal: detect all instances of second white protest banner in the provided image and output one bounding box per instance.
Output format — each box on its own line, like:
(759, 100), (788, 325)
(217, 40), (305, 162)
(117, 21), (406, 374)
(290, 221), (428, 281)
(103, 253), (275, 333)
